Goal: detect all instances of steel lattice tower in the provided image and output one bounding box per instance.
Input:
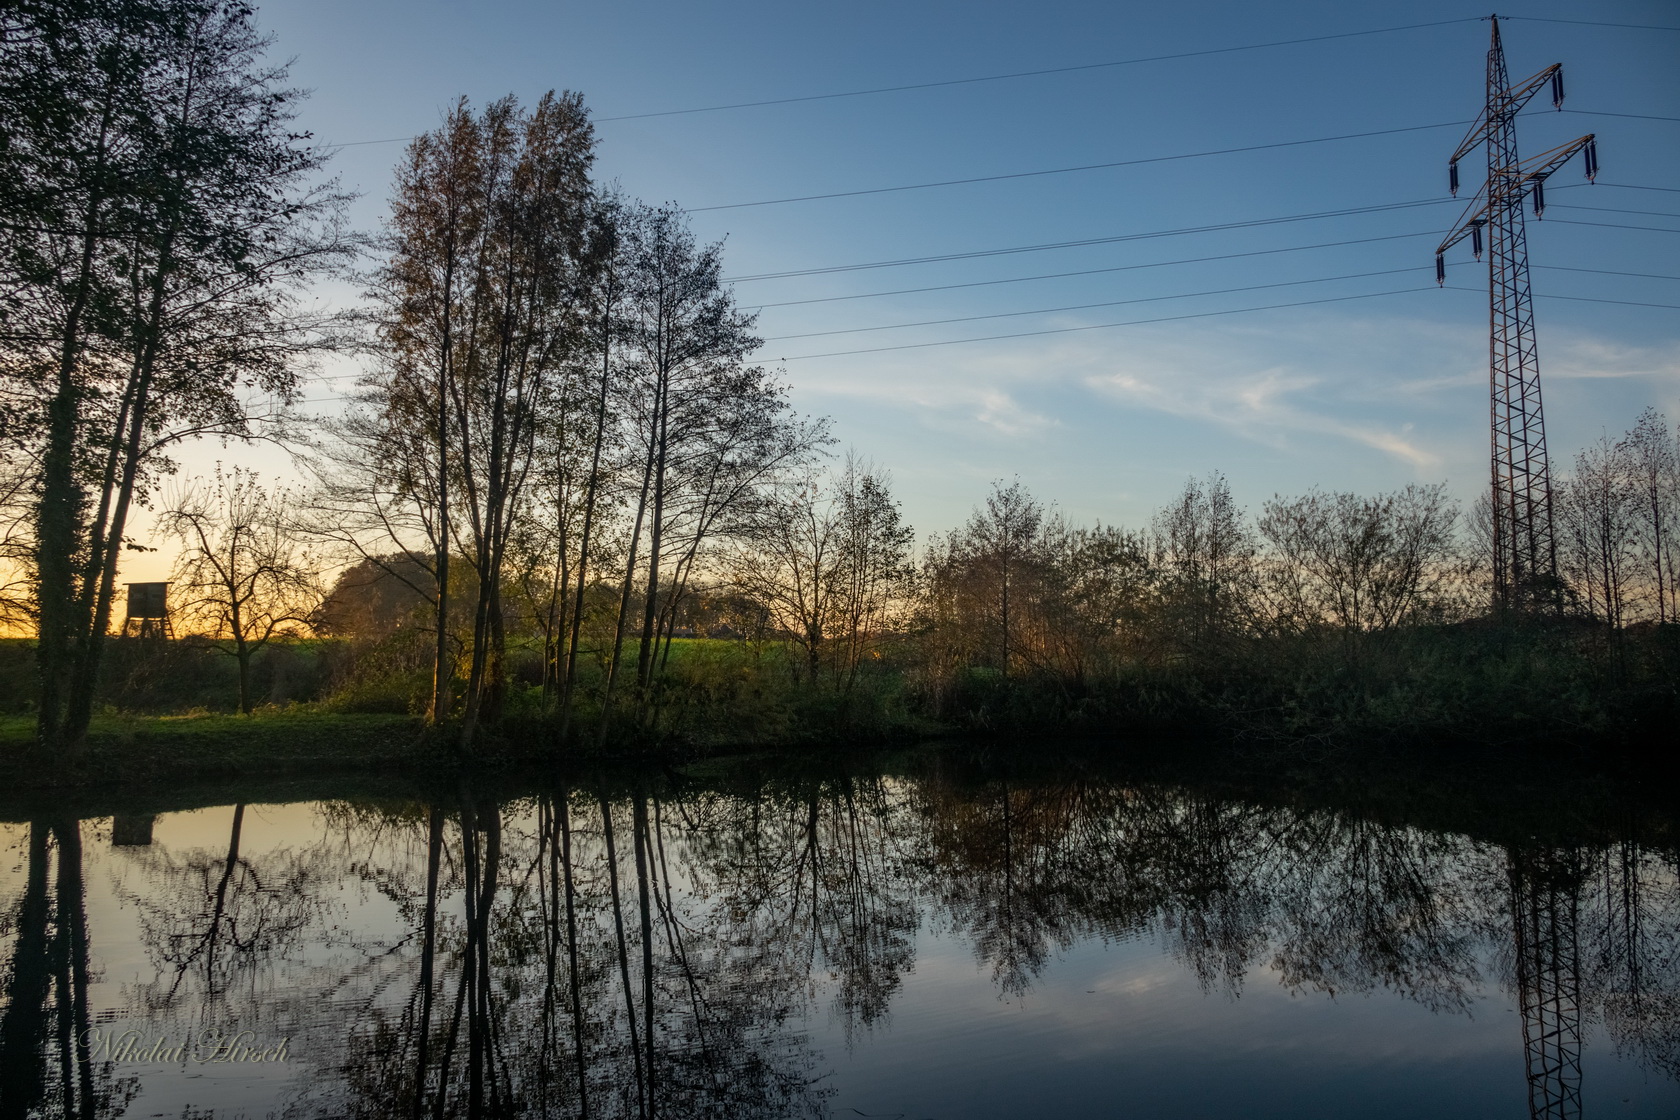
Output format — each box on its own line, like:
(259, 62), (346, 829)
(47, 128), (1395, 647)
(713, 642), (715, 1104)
(1437, 17), (1597, 614)
(1509, 846), (1585, 1120)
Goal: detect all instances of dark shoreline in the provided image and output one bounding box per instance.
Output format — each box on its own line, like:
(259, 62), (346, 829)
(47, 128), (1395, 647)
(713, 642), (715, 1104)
(2, 720), (1673, 856)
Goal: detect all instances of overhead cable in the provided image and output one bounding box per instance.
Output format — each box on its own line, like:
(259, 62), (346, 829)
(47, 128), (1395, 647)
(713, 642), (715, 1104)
(727, 198), (1450, 282)
(773, 287), (1439, 361)
(762, 268), (1424, 341)
(291, 282), (1673, 392)
(690, 122), (1474, 212)
(1547, 219), (1680, 235)
(745, 233), (1678, 312)
(762, 260), (1676, 343)
(773, 285), (1676, 363)
(599, 19), (1485, 120)
(1507, 16), (1680, 32)
(1561, 109), (1680, 124)
(323, 18), (1483, 146)
(745, 230), (1437, 308)
(1445, 286), (1680, 311)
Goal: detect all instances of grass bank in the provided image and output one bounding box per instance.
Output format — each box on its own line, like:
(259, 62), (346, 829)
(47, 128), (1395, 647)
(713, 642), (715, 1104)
(4, 620), (1673, 791)
(0, 710), (429, 788)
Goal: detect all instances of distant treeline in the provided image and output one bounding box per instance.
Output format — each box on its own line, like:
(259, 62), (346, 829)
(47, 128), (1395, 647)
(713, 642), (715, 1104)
(0, 2), (1674, 757)
(7, 403), (1675, 753)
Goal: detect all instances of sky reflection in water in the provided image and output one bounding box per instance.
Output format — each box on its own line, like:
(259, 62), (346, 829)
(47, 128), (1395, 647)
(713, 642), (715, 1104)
(0, 758), (1675, 1119)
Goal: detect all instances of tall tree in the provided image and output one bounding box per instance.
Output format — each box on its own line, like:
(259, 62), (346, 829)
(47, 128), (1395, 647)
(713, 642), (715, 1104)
(556, 196), (628, 738)
(964, 480), (1044, 678)
(619, 205), (757, 694)
(350, 92), (595, 745)
(597, 204), (819, 728)
(1, 0), (352, 754)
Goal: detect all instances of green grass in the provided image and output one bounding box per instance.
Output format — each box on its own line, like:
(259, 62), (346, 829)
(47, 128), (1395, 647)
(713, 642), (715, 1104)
(0, 708), (429, 789)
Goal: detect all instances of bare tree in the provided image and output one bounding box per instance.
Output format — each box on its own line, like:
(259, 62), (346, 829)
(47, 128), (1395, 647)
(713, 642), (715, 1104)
(616, 204), (760, 697)
(1033, 518), (1157, 682)
(1620, 408), (1679, 624)
(1257, 484), (1460, 634)
(1151, 472), (1255, 650)
(828, 458), (915, 690)
(729, 457), (912, 687)
(923, 480), (1045, 680)
(0, 446), (33, 634)
(1558, 434), (1638, 628)
(595, 203), (822, 729)
(158, 466), (322, 713)
(729, 468), (839, 684)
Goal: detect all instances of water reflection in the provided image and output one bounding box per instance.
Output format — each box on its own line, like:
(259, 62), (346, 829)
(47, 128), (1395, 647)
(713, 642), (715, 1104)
(0, 760), (1675, 1119)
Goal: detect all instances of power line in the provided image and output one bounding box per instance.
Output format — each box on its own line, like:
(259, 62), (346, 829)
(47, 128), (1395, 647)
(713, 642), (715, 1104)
(1562, 108), (1680, 124)
(762, 267), (1424, 342)
(745, 230), (1437, 308)
(1560, 204), (1680, 220)
(292, 276), (1675, 399)
(297, 287), (1434, 388)
(598, 19), (1483, 121)
(322, 107), (1680, 157)
(287, 251), (1676, 371)
(1540, 264), (1680, 282)
(727, 198), (1451, 282)
(690, 121), (1475, 213)
(1445, 286), (1680, 311)
(744, 224), (1678, 311)
(320, 18), (1482, 148)
(1595, 182), (1680, 194)
(1507, 16), (1680, 33)
(724, 181), (1630, 288)
(774, 287), (1438, 361)
(318, 16), (1677, 146)
(763, 261), (1677, 344)
(288, 235), (1674, 374)
(1548, 219), (1680, 235)
(691, 96), (1668, 216)
(772, 283), (1678, 363)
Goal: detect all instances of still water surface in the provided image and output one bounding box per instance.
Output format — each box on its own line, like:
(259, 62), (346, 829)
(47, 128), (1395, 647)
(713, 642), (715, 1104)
(0, 754), (1675, 1119)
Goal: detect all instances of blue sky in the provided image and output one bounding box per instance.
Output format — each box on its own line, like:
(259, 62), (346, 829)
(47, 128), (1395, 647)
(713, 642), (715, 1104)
(167, 0), (1680, 560)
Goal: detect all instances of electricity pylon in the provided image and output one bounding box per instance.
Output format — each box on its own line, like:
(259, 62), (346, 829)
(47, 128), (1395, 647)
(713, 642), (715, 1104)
(1508, 845), (1585, 1120)
(1436, 16), (1598, 615)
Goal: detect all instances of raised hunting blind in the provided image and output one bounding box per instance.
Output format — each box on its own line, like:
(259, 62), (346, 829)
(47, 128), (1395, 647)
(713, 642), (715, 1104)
(123, 581), (174, 639)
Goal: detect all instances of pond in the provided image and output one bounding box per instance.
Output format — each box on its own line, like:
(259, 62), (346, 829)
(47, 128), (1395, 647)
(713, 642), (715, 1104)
(0, 751), (1675, 1119)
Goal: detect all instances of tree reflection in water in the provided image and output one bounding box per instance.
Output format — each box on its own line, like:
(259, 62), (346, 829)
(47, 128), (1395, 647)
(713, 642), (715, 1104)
(0, 820), (139, 1119)
(0, 761), (1674, 1119)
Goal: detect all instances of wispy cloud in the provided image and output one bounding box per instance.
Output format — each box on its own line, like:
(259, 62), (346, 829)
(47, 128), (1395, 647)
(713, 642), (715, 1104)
(786, 309), (1679, 498)
(1544, 336), (1680, 382)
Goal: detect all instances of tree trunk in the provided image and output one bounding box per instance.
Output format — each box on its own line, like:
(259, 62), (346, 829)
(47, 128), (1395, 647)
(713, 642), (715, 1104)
(632, 792), (657, 1115)
(0, 823), (53, 1116)
(236, 641), (253, 715)
(412, 806), (443, 1120)
(433, 338), (452, 726)
(557, 791), (589, 1117)
(635, 375), (670, 697)
(34, 87), (117, 756)
(597, 425), (656, 748)
(598, 793), (646, 1115)
(559, 273), (615, 743)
